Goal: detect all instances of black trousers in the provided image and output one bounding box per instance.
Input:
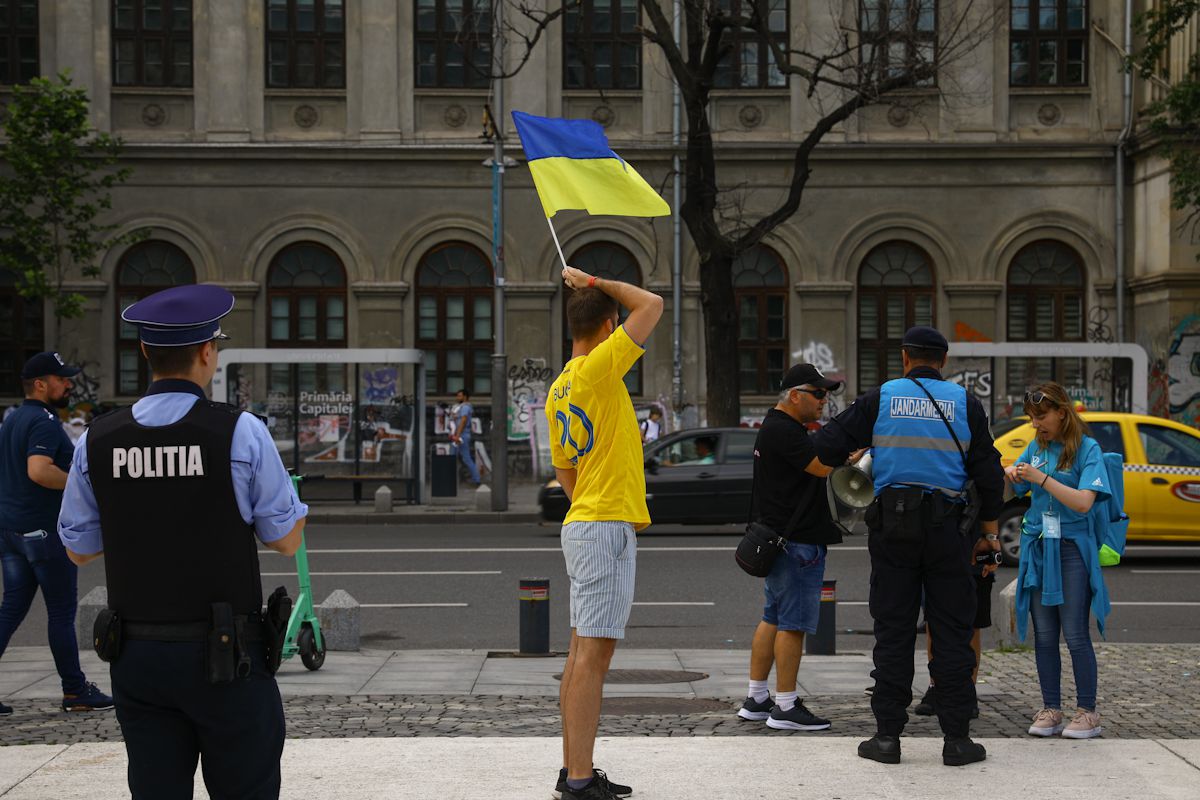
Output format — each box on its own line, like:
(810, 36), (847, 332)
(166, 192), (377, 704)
(110, 639), (285, 800)
(867, 501), (977, 739)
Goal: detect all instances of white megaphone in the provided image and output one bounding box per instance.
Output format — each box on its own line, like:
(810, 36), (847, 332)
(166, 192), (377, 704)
(827, 452), (874, 535)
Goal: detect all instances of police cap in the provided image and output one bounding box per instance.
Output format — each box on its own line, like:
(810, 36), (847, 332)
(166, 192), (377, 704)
(900, 326), (949, 352)
(21, 351), (81, 380)
(121, 284), (235, 347)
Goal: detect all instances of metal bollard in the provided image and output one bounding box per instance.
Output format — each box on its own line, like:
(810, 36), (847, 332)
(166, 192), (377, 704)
(806, 579), (837, 655)
(519, 578), (550, 655)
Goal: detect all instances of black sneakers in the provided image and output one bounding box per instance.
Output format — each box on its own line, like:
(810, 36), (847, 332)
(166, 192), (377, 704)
(559, 777), (622, 800)
(857, 734), (901, 764)
(765, 701), (832, 731)
(736, 694), (774, 722)
(943, 737), (987, 766)
(555, 768), (632, 800)
(0, 700), (12, 716)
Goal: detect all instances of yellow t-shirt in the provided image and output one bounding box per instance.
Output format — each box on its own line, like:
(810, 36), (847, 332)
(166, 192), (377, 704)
(546, 325), (650, 530)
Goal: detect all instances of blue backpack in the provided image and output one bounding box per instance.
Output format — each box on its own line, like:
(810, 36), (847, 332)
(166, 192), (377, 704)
(1091, 446), (1129, 567)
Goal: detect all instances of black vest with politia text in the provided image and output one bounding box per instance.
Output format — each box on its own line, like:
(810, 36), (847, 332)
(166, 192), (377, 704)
(86, 401), (262, 622)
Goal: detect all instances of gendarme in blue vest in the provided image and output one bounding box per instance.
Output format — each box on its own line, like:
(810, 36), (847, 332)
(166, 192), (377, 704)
(873, 378), (970, 496)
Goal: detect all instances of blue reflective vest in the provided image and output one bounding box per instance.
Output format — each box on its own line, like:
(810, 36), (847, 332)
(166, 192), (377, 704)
(872, 378), (971, 496)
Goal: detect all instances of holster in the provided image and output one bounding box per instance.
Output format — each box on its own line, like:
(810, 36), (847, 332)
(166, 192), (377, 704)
(958, 480), (981, 536)
(93, 608), (123, 663)
(206, 603), (238, 684)
(263, 586), (292, 676)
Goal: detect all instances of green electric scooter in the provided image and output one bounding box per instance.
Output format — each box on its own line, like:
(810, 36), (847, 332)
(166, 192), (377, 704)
(280, 474), (326, 670)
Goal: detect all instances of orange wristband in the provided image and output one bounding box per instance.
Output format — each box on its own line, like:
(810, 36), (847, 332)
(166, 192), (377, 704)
(588, 276), (597, 288)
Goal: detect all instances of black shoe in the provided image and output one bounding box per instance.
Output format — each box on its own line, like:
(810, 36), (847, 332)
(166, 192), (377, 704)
(766, 701), (831, 731)
(914, 687), (936, 716)
(560, 778), (620, 800)
(555, 769), (631, 799)
(0, 701), (12, 716)
(736, 694), (774, 722)
(943, 737), (987, 766)
(857, 735), (901, 764)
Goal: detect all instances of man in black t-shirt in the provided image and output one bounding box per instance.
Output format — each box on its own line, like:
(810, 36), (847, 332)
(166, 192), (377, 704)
(736, 363), (843, 732)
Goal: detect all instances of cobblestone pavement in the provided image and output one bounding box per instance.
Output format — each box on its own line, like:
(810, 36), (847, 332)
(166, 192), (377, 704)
(3, 645), (1196, 746)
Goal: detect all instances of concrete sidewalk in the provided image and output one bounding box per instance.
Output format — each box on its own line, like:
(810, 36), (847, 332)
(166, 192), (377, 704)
(2, 737), (1197, 799)
(302, 480), (543, 525)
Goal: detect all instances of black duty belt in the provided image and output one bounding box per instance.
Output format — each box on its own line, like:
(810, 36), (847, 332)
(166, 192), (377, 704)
(124, 618), (265, 643)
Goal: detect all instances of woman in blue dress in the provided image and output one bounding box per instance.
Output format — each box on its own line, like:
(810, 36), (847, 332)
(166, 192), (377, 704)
(1006, 382), (1111, 740)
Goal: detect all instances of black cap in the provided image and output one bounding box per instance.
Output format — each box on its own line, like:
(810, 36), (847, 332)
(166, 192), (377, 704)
(901, 325), (949, 352)
(20, 352), (81, 380)
(781, 363), (842, 392)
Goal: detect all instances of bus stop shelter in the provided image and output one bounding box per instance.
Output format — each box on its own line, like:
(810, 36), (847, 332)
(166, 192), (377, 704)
(212, 348), (426, 504)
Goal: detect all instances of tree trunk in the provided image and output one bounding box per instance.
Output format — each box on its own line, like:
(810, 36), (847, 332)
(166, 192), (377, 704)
(697, 251), (740, 426)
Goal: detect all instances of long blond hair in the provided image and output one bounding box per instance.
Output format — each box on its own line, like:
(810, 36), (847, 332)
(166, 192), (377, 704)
(1022, 381), (1090, 471)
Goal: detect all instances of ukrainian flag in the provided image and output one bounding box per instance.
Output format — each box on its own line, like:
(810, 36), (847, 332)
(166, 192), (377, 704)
(511, 111), (670, 218)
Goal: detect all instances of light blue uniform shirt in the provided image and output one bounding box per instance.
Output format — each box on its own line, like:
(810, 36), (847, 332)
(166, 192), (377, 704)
(58, 392), (308, 555)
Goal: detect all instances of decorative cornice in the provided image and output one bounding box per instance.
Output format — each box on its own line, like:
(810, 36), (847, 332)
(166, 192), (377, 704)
(793, 281), (853, 296)
(1127, 270), (1200, 293)
(351, 280), (409, 297)
(216, 281), (261, 299)
(943, 281), (1004, 297)
(504, 282), (559, 298)
(61, 280), (109, 297)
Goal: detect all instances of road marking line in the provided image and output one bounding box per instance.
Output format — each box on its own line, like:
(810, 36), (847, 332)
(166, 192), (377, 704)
(359, 603), (470, 608)
(264, 546), (871, 555)
(1129, 570), (1200, 574)
(261, 571), (502, 577)
(633, 602), (715, 606)
(1111, 602), (1200, 606)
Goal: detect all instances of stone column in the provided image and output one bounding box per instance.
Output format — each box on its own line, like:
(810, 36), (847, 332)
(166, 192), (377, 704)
(206, 1), (254, 140)
(359, 0), (401, 140)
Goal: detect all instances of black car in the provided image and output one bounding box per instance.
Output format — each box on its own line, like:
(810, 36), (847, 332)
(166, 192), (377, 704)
(537, 427), (758, 525)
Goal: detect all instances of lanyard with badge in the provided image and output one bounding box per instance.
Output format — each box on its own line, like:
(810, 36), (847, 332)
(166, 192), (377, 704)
(1036, 447), (1061, 540)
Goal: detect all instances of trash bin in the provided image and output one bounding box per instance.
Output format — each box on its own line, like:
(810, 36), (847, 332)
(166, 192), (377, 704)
(432, 448), (458, 497)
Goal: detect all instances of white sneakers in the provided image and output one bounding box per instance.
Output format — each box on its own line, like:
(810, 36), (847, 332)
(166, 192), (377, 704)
(1028, 708), (1103, 739)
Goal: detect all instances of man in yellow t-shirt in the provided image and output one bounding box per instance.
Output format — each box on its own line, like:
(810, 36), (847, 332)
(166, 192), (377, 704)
(546, 264), (663, 800)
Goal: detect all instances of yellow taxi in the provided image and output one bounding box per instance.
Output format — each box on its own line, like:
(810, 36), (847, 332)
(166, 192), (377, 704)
(991, 413), (1200, 565)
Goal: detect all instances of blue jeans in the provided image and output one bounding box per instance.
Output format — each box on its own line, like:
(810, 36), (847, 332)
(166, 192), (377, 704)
(762, 543), (827, 633)
(457, 437), (481, 484)
(1029, 538), (1097, 710)
(0, 528), (87, 694)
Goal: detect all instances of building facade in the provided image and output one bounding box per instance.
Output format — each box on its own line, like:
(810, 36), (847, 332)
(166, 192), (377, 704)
(1, 0), (1198, 440)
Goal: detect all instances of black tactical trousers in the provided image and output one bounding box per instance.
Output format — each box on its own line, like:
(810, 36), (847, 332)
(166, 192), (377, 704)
(111, 639), (285, 800)
(867, 500), (977, 739)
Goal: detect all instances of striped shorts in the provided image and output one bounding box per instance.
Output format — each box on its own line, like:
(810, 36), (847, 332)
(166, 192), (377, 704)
(560, 521), (637, 639)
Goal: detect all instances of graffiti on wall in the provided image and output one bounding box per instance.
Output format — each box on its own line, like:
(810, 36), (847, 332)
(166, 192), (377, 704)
(1166, 315), (1200, 425)
(792, 341), (848, 419)
(66, 364), (101, 410)
(507, 358), (553, 441)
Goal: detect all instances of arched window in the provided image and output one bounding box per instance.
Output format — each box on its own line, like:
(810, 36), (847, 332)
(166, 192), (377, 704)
(116, 240), (196, 394)
(1006, 240), (1086, 391)
(734, 245), (788, 395)
(0, 270), (43, 392)
(562, 242), (643, 396)
(857, 241), (936, 393)
(267, 241), (349, 396)
(416, 242), (494, 395)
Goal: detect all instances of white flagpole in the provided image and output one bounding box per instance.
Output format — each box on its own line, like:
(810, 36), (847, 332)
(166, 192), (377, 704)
(545, 216), (569, 270)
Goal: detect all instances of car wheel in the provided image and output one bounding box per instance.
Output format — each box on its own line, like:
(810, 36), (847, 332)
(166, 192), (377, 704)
(997, 504), (1027, 567)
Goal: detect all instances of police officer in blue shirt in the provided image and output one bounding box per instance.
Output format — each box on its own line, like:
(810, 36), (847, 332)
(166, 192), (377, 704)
(814, 326), (1004, 767)
(57, 284), (308, 800)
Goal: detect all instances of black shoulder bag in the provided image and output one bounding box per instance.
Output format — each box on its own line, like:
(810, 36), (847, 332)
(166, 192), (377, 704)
(907, 377), (980, 536)
(734, 455), (806, 577)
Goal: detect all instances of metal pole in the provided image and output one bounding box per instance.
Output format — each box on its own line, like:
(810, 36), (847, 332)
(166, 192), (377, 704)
(1115, 0), (1133, 343)
(671, 0), (683, 427)
(490, 0), (509, 511)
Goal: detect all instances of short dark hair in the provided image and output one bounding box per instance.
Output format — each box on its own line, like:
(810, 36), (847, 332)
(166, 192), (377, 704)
(20, 378), (37, 395)
(144, 343), (206, 376)
(457, 388), (470, 398)
(901, 345), (946, 365)
(566, 287), (618, 340)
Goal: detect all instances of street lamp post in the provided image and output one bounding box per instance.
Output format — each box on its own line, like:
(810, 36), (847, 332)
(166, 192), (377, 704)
(489, 0), (509, 511)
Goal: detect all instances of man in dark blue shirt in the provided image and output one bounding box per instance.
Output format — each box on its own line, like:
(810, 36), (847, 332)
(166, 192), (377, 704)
(0, 352), (112, 716)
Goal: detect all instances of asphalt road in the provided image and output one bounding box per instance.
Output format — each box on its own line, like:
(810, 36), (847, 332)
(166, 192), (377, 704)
(8, 522), (1197, 652)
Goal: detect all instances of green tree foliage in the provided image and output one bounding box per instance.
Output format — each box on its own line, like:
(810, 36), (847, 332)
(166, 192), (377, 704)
(1132, 1), (1200, 223)
(0, 71), (143, 322)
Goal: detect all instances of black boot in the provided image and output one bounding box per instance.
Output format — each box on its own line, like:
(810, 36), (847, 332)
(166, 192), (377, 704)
(942, 737), (986, 766)
(913, 686), (936, 716)
(858, 735), (901, 764)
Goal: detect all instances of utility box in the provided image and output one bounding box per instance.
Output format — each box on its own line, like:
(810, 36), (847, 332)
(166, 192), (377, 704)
(431, 450), (458, 497)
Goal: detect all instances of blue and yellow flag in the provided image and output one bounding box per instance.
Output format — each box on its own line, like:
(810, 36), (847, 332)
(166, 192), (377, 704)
(511, 111), (670, 218)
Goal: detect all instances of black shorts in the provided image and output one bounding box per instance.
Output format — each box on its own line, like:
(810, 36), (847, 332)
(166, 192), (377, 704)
(974, 572), (995, 629)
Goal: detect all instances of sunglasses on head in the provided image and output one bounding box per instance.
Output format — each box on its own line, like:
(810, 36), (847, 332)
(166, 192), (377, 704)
(1025, 391), (1050, 406)
(792, 387), (829, 400)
